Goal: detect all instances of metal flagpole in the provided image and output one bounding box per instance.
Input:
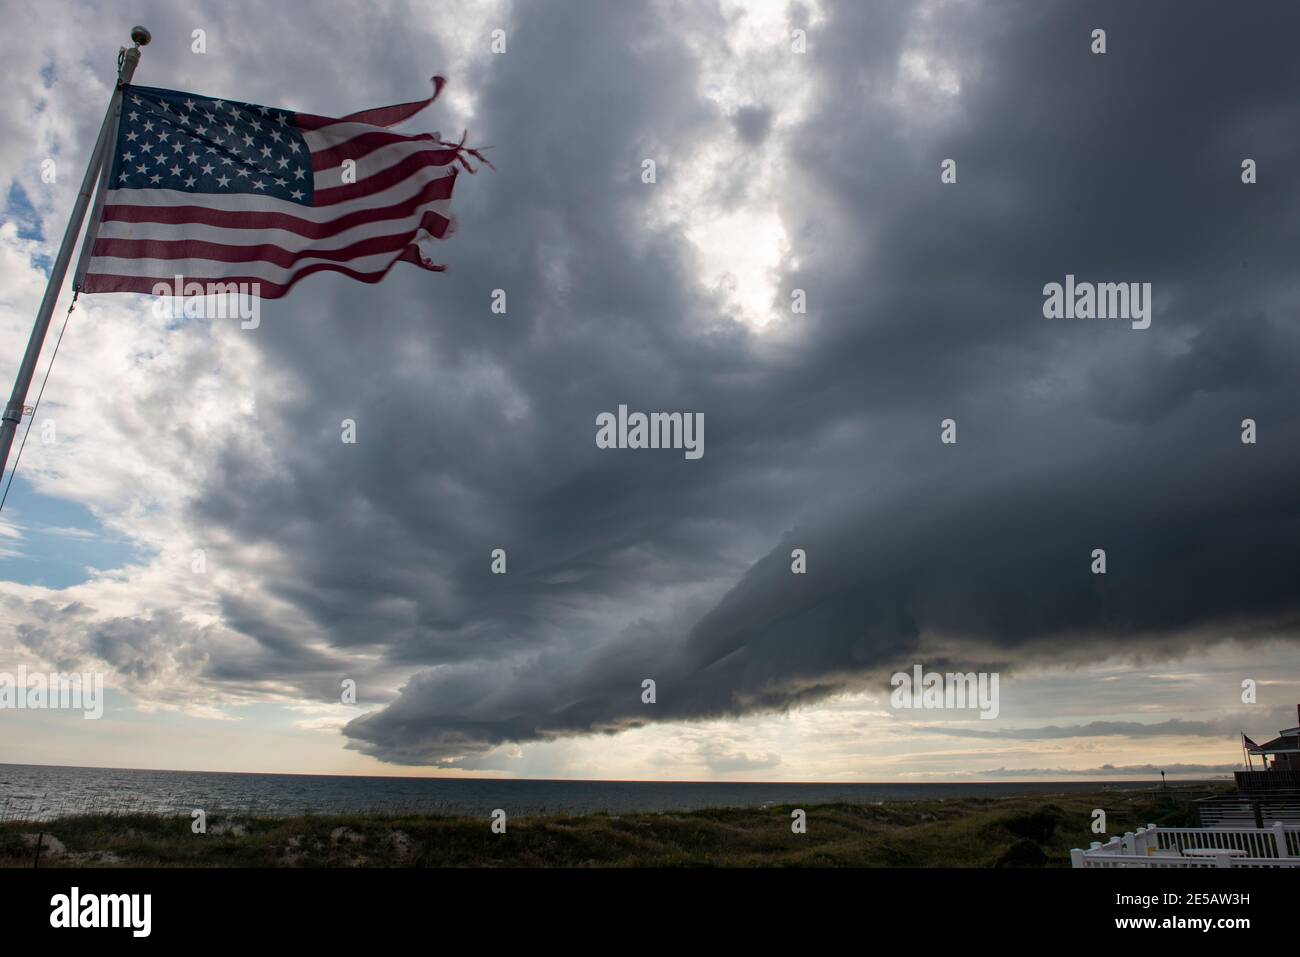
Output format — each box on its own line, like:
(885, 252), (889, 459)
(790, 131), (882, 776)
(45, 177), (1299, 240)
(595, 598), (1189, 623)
(0, 26), (150, 482)
(72, 39), (140, 292)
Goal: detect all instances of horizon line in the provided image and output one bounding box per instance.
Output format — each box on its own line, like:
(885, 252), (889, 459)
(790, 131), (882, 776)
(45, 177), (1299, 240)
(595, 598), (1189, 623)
(0, 760), (1232, 785)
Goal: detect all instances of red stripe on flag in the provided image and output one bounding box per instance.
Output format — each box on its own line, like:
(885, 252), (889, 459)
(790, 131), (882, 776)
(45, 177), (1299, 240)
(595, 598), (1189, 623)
(312, 151), (461, 206)
(295, 76), (447, 131)
(309, 130), (445, 172)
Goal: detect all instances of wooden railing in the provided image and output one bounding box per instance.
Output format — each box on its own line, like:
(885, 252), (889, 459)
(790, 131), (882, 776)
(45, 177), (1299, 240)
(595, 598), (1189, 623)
(1072, 823), (1300, 868)
(1235, 769), (1300, 790)
(1197, 790), (1300, 827)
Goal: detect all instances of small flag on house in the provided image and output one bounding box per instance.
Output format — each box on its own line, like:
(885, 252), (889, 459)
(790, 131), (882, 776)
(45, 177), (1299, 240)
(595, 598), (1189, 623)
(1243, 734), (1259, 751)
(76, 77), (490, 299)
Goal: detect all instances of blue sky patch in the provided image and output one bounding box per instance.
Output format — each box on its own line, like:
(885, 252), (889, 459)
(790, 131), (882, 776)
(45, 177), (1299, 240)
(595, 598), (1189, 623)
(0, 477), (145, 588)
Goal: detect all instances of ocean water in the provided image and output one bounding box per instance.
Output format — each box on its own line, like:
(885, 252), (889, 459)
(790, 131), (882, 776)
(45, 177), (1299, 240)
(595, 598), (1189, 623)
(0, 763), (1165, 821)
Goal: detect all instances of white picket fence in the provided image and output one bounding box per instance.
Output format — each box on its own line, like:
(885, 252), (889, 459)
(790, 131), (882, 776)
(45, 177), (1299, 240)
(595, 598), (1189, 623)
(1072, 822), (1300, 868)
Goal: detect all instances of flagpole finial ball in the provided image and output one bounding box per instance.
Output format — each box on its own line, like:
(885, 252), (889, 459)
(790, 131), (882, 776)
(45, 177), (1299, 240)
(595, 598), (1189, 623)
(130, 26), (151, 47)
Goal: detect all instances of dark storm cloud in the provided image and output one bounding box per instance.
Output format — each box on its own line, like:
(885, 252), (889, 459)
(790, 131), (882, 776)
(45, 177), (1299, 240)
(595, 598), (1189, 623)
(730, 105), (772, 145)
(159, 1), (1300, 765)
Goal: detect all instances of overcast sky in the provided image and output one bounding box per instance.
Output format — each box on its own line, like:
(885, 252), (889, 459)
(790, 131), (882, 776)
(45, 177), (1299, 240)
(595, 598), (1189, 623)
(0, 0), (1297, 781)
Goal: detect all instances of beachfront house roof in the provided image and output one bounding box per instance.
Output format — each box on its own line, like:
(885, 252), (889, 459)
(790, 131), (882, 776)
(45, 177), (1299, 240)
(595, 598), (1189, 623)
(1248, 734), (1300, 755)
(1246, 706), (1300, 755)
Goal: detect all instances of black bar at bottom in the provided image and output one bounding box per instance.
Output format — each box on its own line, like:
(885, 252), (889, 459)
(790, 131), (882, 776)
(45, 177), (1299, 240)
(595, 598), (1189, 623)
(0, 866), (1282, 942)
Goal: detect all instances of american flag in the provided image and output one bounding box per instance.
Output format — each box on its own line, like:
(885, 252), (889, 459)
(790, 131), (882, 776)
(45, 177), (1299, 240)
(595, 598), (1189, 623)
(77, 77), (489, 299)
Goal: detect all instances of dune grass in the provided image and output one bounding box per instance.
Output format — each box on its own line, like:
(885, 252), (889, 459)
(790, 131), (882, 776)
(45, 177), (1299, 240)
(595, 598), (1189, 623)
(0, 785), (1220, 868)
